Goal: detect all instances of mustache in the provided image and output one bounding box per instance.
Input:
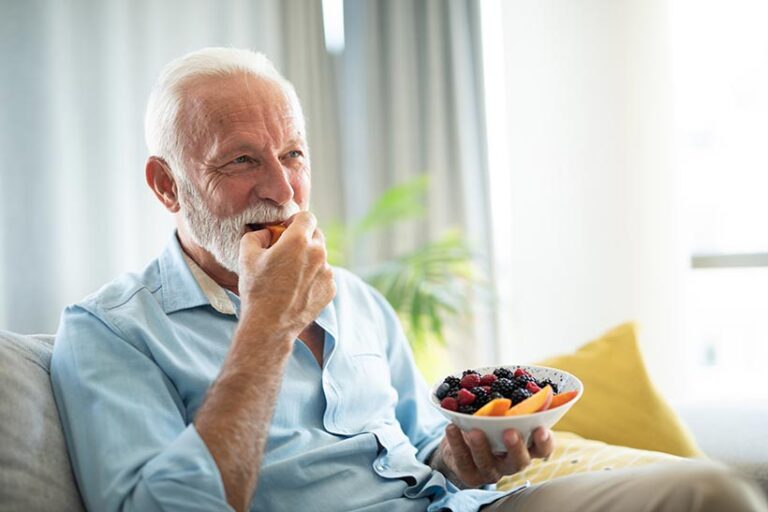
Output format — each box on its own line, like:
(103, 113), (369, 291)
(227, 200), (301, 228)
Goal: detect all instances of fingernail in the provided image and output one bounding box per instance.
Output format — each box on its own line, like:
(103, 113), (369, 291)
(540, 430), (550, 442)
(508, 431), (520, 445)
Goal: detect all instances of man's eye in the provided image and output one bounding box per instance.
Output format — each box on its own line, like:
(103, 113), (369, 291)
(287, 150), (303, 159)
(232, 155), (252, 164)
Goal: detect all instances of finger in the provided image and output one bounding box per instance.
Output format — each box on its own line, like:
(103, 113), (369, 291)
(290, 211), (317, 238)
(463, 429), (502, 484)
(528, 427), (554, 460)
(498, 429), (531, 475)
(445, 424), (478, 477)
(312, 227), (326, 247)
(241, 229), (272, 250)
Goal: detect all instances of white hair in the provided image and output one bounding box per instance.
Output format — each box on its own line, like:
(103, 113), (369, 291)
(144, 47), (304, 174)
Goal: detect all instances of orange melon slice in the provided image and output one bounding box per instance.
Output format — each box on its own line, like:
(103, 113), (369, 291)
(473, 398), (512, 416)
(265, 224), (287, 247)
(547, 390), (578, 409)
(504, 385), (553, 416)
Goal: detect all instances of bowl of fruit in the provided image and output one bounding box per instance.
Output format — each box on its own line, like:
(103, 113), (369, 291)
(430, 365), (583, 453)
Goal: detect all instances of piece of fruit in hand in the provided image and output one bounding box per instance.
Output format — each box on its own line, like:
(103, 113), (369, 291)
(266, 224), (287, 247)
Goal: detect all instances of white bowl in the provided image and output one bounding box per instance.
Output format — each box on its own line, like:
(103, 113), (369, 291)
(430, 365), (584, 453)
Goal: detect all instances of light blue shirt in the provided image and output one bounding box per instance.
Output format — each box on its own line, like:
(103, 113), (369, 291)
(51, 234), (522, 511)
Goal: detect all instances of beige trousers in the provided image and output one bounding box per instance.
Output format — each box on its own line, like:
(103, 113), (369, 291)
(483, 460), (768, 512)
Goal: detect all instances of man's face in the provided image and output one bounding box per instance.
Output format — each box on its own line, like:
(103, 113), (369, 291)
(173, 74), (310, 272)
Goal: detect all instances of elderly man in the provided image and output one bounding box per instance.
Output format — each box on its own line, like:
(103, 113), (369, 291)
(52, 48), (767, 512)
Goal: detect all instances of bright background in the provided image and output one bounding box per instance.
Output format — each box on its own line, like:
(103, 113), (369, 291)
(2, 0), (766, 405)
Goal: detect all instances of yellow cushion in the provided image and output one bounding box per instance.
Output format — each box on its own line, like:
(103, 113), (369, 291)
(497, 431), (680, 490)
(535, 323), (704, 457)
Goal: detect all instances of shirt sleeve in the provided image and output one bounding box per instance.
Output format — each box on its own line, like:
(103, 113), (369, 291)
(50, 304), (233, 512)
(367, 287), (449, 463)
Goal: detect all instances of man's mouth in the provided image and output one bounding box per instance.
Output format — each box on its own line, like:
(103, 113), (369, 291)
(245, 222), (275, 232)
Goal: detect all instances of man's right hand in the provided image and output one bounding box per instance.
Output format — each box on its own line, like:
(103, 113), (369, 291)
(236, 211), (336, 341)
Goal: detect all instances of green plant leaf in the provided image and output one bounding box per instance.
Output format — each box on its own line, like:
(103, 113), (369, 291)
(321, 174), (487, 355)
(355, 175), (429, 234)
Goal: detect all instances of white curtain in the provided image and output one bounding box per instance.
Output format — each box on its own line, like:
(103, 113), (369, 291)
(338, 0), (497, 365)
(1, 0), (494, 367)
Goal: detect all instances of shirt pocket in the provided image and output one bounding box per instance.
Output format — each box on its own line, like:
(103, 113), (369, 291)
(339, 352), (399, 430)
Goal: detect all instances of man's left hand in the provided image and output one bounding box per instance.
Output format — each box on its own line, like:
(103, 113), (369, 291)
(431, 425), (554, 488)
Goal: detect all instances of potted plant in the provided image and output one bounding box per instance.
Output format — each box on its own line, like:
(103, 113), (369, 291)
(324, 175), (485, 381)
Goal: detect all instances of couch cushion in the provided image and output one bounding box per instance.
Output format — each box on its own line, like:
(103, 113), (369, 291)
(497, 431), (681, 490)
(0, 330), (85, 512)
(536, 323), (703, 457)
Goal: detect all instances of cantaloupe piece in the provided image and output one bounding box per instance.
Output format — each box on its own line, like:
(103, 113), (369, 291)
(547, 390), (578, 409)
(473, 398), (512, 416)
(265, 224), (287, 247)
(504, 385), (553, 416)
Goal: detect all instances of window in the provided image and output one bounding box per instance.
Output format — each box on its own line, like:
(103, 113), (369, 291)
(672, 0), (768, 401)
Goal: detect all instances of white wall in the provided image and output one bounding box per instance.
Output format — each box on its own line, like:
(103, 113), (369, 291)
(489, 0), (688, 397)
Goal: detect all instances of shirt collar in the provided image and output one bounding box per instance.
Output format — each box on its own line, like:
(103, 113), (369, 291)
(180, 251), (237, 315)
(158, 233), (235, 315)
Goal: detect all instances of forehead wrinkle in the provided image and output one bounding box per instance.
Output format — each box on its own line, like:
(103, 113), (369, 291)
(177, 74), (306, 166)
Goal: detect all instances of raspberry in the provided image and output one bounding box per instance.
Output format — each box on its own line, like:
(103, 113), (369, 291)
(440, 397), (458, 411)
(435, 382), (452, 399)
(493, 367), (515, 380)
(491, 378), (515, 398)
(457, 388), (476, 406)
(514, 368), (531, 378)
(510, 388), (532, 405)
(480, 374), (497, 386)
(525, 381), (541, 394)
(460, 373), (481, 389)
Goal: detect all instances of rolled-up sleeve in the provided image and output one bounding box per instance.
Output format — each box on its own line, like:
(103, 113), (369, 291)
(51, 304), (232, 512)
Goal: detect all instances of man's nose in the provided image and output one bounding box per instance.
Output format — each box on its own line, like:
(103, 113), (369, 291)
(257, 157), (294, 205)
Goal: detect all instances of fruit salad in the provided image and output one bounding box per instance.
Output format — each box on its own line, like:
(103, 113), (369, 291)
(435, 367), (578, 416)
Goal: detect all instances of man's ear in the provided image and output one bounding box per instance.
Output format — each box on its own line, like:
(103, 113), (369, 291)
(146, 157), (181, 213)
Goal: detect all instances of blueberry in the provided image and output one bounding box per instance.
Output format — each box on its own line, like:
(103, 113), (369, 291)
(435, 382), (451, 399)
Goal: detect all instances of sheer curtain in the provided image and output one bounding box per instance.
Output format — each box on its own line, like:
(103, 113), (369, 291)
(1, 0), (494, 367)
(338, 0), (497, 366)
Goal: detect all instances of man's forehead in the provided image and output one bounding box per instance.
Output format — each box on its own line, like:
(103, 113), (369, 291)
(178, 73), (305, 139)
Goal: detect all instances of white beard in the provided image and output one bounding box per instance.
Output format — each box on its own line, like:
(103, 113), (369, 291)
(176, 178), (301, 273)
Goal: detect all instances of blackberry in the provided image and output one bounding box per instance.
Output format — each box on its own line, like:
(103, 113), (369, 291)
(493, 367), (515, 380)
(435, 382), (452, 400)
(470, 387), (491, 408)
(489, 392), (504, 400)
(462, 369), (480, 377)
(458, 404), (476, 415)
(539, 379), (559, 393)
(491, 377), (515, 398)
(514, 374), (536, 388)
(443, 376), (461, 389)
(510, 388), (532, 405)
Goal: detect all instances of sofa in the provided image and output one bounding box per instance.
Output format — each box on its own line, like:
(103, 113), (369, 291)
(1, 328), (766, 511)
